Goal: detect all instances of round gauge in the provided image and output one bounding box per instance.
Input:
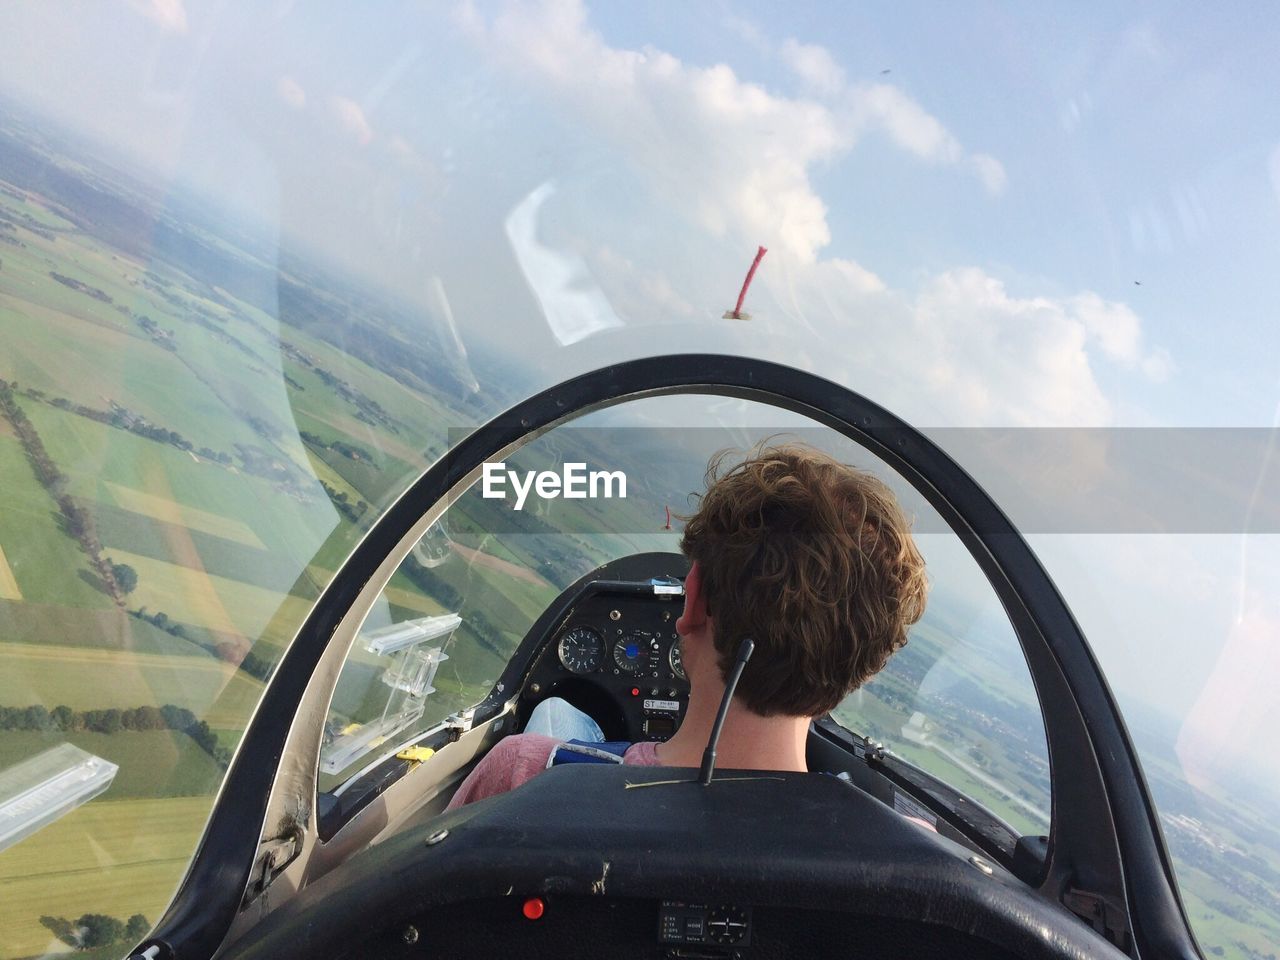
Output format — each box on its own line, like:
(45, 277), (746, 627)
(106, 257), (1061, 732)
(668, 638), (686, 680)
(557, 625), (604, 674)
(707, 906), (750, 945)
(614, 631), (663, 675)
(613, 634), (646, 674)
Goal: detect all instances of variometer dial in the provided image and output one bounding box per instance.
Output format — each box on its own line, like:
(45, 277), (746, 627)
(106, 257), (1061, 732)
(557, 625), (604, 674)
(613, 632), (660, 675)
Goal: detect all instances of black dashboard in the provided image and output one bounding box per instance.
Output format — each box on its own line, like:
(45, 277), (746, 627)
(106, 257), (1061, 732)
(225, 764), (1127, 960)
(517, 577), (691, 744)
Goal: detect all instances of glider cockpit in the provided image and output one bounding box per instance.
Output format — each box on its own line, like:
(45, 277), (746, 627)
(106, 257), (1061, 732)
(217, 556), (1119, 960)
(122, 355), (1204, 960)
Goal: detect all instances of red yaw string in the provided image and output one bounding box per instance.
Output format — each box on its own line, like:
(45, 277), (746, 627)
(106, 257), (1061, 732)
(732, 245), (768, 318)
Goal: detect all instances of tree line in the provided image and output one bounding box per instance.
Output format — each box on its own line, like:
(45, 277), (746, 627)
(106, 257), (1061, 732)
(22, 385), (235, 465)
(42, 912), (150, 951)
(0, 379), (124, 602)
(319, 480), (369, 525)
(50, 271), (111, 303)
(129, 608), (273, 682)
(0, 702), (231, 767)
(300, 430), (375, 463)
(129, 606), (191, 641)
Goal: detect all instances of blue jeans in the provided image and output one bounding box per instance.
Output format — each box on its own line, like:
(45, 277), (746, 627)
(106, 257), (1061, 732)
(524, 697), (605, 742)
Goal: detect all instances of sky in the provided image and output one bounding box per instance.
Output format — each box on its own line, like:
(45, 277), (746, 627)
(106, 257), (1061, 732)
(0, 0), (1278, 789)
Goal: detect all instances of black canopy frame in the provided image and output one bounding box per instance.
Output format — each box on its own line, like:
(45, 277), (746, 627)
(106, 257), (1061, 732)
(140, 354), (1200, 960)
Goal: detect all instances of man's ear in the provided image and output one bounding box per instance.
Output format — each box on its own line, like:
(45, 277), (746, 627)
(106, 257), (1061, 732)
(676, 561), (709, 637)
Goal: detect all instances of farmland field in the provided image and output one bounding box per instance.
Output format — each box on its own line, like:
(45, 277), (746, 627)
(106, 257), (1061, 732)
(0, 436), (111, 609)
(18, 400), (333, 565)
(102, 482), (265, 549)
(102, 548), (312, 641)
(0, 601), (211, 657)
(0, 119), (528, 957)
(0, 730), (224, 799)
(0, 798), (213, 959)
(0, 643), (264, 728)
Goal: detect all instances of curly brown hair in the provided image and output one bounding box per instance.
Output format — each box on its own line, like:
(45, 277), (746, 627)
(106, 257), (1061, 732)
(679, 443), (928, 717)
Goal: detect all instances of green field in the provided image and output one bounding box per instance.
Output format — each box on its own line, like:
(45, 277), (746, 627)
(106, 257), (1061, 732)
(0, 436), (110, 609)
(0, 643), (264, 730)
(0, 186), (76, 230)
(0, 168), (489, 958)
(93, 501), (313, 598)
(0, 545), (19, 601)
(4, 396), (344, 650)
(304, 446), (366, 508)
(0, 730), (224, 799)
(17, 399), (335, 564)
(0, 797), (213, 960)
(0, 600), (212, 658)
(0, 289), (254, 458)
(104, 548), (312, 644)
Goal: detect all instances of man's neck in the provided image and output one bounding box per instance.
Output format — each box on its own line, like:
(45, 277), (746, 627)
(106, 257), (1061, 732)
(653, 681), (809, 773)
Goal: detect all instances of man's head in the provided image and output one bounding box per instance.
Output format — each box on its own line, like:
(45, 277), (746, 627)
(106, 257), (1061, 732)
(676, 443), (927, 718)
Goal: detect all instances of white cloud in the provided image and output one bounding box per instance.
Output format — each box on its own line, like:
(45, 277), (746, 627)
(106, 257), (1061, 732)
(276, 75), (306, 110)
(720, 13), (772, 57)
(1140, 348), (1175, 383)
(754, 262), (1167, 426)
(824, 257), (886, 295)
(779, 38), (845, 96)
(125, 0), (188, 33)
(850, 83), (962, 162)
(592, 245), (698, 321)
(970, 153), (1008, 194)
(914, 270), (1112, 425)
(1070, 291), (1173, 380)
(845, 83), (1005, 193)
(467, 2), (1163, 427)
(1071, 292), (1143, 364)
(469, 0), (1004, 263)
(329, 95), (373, 146)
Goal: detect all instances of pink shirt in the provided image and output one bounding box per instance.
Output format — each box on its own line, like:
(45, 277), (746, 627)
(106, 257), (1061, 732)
(446, 735), (937, 833)
(447, 734), (660, 810)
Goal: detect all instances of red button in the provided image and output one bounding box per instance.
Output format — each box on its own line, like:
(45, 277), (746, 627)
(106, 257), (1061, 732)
(631, 687), (640, 696)
(522, 897), (546, 920)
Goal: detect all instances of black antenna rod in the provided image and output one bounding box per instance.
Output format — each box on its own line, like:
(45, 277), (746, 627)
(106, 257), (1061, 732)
(699, 638), (754, 786)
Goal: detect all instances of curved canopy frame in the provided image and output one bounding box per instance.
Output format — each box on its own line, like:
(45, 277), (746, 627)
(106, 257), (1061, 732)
(143, 354), (1198, 960)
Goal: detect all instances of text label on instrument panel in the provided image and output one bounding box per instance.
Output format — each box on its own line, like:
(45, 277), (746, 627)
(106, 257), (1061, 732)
(643, 699), (680, 712)
(659, 902), (752, 948)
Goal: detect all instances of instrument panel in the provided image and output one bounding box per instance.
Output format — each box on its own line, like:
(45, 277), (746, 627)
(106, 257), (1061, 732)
(556, 625), (686, 681)
(523, 580), (690, 743)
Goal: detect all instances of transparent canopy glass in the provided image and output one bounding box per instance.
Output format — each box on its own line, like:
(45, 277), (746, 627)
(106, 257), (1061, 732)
(0, 3), (1276, 958)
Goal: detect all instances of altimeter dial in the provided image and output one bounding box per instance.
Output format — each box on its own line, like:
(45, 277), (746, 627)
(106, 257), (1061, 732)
(557, 625), (604, 674)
